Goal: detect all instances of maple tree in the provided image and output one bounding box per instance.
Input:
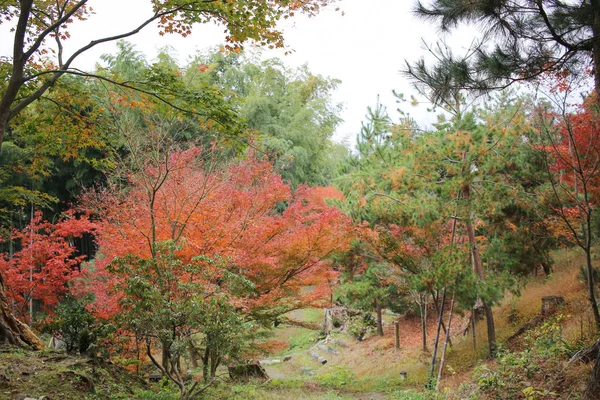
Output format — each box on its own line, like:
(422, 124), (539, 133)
(0, 211), (96, 323)
(83, 151), (351, 317)
(76, 130), (351, 384)
(535, 86), (600, 330)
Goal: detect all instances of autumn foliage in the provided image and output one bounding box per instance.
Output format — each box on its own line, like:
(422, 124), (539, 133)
(80, 148), (352, 320)
(0, 212), (97, 321)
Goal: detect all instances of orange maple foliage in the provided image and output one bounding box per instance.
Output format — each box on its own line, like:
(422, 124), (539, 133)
(79, 148), (352, 319)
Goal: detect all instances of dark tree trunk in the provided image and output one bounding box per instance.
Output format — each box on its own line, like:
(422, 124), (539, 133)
(585, 249), (600, 331)
(541, 261), (552, 276)
(591, 0), (600, 98)
(202, 347), (210, 383)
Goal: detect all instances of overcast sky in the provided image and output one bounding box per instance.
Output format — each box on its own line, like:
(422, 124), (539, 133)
(1, 0), (478, 144)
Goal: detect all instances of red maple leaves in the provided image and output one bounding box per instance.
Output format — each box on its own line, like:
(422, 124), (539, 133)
(0, 211), (97, 321)
(79, 149), (352, 319)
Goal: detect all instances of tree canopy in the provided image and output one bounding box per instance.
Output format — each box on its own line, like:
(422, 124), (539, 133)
(405, 0), (600, 103)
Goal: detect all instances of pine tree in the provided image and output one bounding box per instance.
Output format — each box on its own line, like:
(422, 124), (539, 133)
(405, 0), (600, 100)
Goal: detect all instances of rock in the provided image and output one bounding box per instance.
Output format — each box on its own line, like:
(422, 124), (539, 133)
(333, 339), (348, 348)
(318, 344), (337, 355)
(260, 359), (281, 365)
(47, 335), (65, 350)
(283, 355), (292, 362)
(310, 352), (320, 360)
(300, 367), (314, 376)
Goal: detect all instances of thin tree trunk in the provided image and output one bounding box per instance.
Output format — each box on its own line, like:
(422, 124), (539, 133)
(585, 248), (600, 330)
(471, 307), (477, 351)
(436, 290), (456, 391)
(375, 299), (384, 336)
(202, 347), (210, 383)
(430, 288), (446, 381)
(420, 293), (428, 352)
(430, 195), (460, 381)
(431, 292), (452, 347)
(463, 184), (497, 357)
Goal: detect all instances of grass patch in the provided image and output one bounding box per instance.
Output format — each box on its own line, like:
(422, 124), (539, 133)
(204, 380), (355, 399)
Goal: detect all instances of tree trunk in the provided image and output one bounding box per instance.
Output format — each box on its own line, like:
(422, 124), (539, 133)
(436, 290), (456, 391)
(431, 291), (452, 347)
(463, 184), (497, 357)
(375, 299), (384, 336)
(202, 347), (210, 383)
(584, 339), (600, 400)
(420, 293), (428, 352)
(162, 347), (170, 376)
(591, 0), (600, 98)
(189, 344), (199, 369)
(430, 288), (446, 381)
(0, 275), (44, 350)
(209, 351), (220, 379)
(0, 119), (6, 153)
(585, 249), (600, 331)
(471, 307), (477, 350)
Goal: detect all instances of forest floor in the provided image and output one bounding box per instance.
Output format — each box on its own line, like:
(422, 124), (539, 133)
(0, 346), (148, 399)
(0, 248), (597, 399)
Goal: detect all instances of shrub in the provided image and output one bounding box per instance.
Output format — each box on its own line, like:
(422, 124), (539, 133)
(347, 312), (376, 341)
(469, 316), (568, 399)
(43, 296), (113, 355)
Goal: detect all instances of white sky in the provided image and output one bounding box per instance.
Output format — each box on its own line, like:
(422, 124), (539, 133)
(1, 0), (479, 144)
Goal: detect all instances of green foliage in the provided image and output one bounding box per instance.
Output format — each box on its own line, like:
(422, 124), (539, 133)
(317, 366), (355, 389)
(405, 0), (600, 102)
(190, 51), (343, 186)
(346, 313), (377, 341)
(287, 330), (320, 351)
(43, 296), (114, 355)
(470, 316), (569, 399)
(110, 242), (252, 394)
